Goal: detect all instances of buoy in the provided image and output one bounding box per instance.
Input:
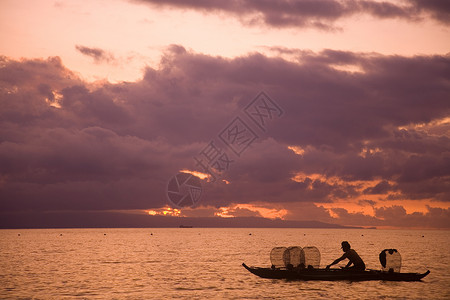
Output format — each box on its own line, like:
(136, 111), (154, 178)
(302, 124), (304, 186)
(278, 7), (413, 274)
(60, 234), (62, 236)
(249, 233), (252, 235)
(18, 234), (20, 236)
(104, 233), (106, 236)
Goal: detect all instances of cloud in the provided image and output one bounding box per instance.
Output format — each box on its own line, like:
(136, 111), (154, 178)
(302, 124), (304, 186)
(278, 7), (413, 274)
(132, 0), (450, 29)
(328, 205), (450, 228)
(410, 0), (450, 24)
(363, 180), (395, 194)
(331, 207), (382, 226)
(0, 47), (449, 228)
(374, 205), (450, 228)
(75, 45), (115, 64)
(358, 199), (377, 206)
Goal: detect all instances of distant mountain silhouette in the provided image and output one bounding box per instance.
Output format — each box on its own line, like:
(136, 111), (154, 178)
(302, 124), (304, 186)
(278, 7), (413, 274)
(0, 211), (360, 229)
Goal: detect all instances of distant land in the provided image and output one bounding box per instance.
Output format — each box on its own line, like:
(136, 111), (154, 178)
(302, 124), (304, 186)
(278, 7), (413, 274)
(0, 211), (361, 229)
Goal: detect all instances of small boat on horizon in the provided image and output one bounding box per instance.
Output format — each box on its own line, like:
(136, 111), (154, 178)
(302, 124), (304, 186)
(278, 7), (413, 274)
(179, 225), (193, 228)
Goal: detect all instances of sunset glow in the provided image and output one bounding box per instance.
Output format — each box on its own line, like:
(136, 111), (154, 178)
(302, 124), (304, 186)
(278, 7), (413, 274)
(288, 146), (305, 156)
(179, 169), (210, 181)
(214, 204), (289, 220)
(146, 207), (181, 217)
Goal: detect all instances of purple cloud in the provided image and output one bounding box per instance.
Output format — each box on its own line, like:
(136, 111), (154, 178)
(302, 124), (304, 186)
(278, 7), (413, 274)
(132, 0), (450, 29)
(0, 47), (449, 229)
(363, 180), (395, 194)
(410, 0), (450, 24)
(75, 45), (115, 64)
(374, 205), (450, 228)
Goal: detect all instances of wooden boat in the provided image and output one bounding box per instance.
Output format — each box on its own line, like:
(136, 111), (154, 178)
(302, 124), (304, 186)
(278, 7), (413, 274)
(242, 263), (430, 281)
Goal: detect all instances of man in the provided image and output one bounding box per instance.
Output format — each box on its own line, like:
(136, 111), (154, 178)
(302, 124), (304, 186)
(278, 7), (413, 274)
(326, 241), (366, 271)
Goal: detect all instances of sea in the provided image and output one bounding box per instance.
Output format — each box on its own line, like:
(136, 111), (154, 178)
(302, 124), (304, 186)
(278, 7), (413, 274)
(0, 228), (449, 299)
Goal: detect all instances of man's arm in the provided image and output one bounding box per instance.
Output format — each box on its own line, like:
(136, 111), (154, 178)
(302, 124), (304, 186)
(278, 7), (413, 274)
(343, 260), (352, 269)
(326, 254), (346, 269)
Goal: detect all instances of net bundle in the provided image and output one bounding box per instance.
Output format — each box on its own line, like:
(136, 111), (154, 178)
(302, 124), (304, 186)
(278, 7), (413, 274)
(287, 246), (304, 267)
(270, 247), (290, 268)
(303, 246), (321, 268)
(379, 249), (402, 272)
(270, 246), (321, 269)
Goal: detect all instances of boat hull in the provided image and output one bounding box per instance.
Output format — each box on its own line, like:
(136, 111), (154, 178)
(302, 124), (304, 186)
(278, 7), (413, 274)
(242, 263), (430, 281)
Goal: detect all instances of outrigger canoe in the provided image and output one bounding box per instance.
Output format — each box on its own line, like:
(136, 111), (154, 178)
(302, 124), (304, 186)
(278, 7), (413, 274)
(242, 263), (430, 281)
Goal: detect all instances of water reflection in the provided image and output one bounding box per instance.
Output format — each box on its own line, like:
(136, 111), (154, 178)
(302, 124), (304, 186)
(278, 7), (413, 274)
(0, 228), (448, 299)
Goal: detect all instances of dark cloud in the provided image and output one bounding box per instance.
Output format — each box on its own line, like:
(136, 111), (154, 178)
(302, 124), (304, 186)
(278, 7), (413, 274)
(283, 202), (336, 222)
(0, 47), (449, 228)
(331, 207), (382, 226)
(410, 0), (450, 24)
(132, 0), (449, 29)
(374, 205), (450, 228)
(75, 45), (115, 64)
(358, 199), (377, 206)
(363, 180), (395, 195)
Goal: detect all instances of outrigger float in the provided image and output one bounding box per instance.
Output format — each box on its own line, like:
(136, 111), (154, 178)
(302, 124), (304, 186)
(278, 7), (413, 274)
(243, 246), (430, 282)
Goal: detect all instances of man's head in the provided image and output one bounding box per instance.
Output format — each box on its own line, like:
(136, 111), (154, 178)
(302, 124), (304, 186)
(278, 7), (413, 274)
(341, 241), (350, 252)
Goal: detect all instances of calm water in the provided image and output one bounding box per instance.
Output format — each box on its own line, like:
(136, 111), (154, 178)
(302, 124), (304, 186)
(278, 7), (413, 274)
(1, 228), (449, 299)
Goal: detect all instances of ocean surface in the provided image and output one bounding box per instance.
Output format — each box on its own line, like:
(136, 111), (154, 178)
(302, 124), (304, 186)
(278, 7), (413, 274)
(1, 228), (449, 299)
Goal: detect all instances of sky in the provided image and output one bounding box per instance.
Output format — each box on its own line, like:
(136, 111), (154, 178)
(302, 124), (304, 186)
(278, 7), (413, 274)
(0, 0), (449, 229)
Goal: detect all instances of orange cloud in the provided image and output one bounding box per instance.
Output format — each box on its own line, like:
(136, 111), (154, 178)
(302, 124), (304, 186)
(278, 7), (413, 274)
(179, 169), (211, 181)
(146, 206), (181, 216)
(214, 203), (288, 220)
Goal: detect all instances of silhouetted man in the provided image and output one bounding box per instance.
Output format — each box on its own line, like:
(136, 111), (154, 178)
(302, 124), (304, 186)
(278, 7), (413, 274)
(326, 241), (365, 271)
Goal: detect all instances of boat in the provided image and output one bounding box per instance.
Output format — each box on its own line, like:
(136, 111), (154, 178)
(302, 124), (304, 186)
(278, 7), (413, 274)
(243, 246), (430, 282)
(179, 225), (193, 228)
(242, 263), (430, 281)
